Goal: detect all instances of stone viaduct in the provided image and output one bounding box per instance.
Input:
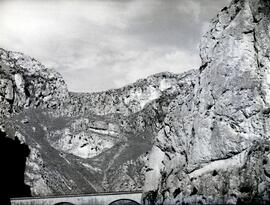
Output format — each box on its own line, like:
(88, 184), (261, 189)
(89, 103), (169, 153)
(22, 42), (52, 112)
(11, 191), (142, 205)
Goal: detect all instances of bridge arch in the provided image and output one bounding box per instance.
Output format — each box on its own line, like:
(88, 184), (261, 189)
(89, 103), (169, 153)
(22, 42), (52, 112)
(11, 191), (142, 205)
(108, 198), (141, 205)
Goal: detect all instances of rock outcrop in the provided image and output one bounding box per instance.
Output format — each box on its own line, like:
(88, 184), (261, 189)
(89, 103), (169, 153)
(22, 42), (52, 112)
(0, 49), (69, 121)
(1, 0), (270, 203)
(143, 0), (270, 204)
(0, 47), (198, 197)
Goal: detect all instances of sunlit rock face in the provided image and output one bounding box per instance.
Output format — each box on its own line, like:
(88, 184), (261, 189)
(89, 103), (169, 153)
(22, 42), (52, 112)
(0, 47), (198, 196)
(2, 0), (270, 202)
(143, 0), (270, 204)
(0, 49), (69, 120)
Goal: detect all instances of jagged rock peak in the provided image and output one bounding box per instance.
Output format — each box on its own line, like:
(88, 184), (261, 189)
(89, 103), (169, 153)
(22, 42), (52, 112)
(143, 0), (270, 204)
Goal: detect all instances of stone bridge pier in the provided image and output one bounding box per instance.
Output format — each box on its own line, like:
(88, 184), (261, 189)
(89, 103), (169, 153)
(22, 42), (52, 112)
(11, 191), (142, 205)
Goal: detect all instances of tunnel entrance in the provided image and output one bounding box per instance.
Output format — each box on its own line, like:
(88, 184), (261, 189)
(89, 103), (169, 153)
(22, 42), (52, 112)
(0, 130), (31, 204)
(108, 199), (141, 205)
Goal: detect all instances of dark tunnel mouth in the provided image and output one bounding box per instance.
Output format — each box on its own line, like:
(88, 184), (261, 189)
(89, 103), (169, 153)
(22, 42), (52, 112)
(0, 130), (31, 204)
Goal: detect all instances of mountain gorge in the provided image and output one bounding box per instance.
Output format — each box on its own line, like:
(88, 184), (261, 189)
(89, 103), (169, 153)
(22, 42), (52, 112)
(0, 47), (197, 197)
(1, 0), (270, 204)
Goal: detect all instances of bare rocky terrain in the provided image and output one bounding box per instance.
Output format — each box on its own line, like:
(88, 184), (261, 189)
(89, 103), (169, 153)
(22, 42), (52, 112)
(143, 0), (270, 204)
(0, 47), (197, 197)
(1, 0), (270, 204)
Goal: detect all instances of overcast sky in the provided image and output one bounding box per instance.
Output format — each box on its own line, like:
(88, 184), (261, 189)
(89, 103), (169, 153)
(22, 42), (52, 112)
(0, 0), (230, 92)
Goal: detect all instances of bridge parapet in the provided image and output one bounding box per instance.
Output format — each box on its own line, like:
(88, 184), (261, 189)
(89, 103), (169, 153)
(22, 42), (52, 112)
(11, 191), (142, 205)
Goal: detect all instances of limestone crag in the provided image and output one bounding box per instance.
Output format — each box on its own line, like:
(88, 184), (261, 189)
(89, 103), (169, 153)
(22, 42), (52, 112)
(0, 47), (198, 196)
(0, 49), (69, 121)
(1, 0), (270, 203)
(143, 0), (270, 204)
(68, 71), (190, 116)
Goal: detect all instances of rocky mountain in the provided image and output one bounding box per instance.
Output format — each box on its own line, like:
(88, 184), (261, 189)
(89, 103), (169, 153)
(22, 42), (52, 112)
(0, 49), (68, 119)
(143, 0), (270, 204)
(0, 47), (197, 197)
(1, 0), (270, 204)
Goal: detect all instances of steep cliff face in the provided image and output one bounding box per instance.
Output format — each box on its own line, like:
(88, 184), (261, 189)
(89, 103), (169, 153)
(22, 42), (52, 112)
(143, 0), (270, 204)
(0, 47), (198, 196)
(2, 0), (269, 202)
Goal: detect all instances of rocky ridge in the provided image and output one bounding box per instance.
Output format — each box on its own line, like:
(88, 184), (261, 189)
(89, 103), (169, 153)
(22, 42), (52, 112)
(1, 0), (270, 203)
(143, 0), (270, 204)
(0, 48), (198, 197)
(0, 49), (68, 120)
